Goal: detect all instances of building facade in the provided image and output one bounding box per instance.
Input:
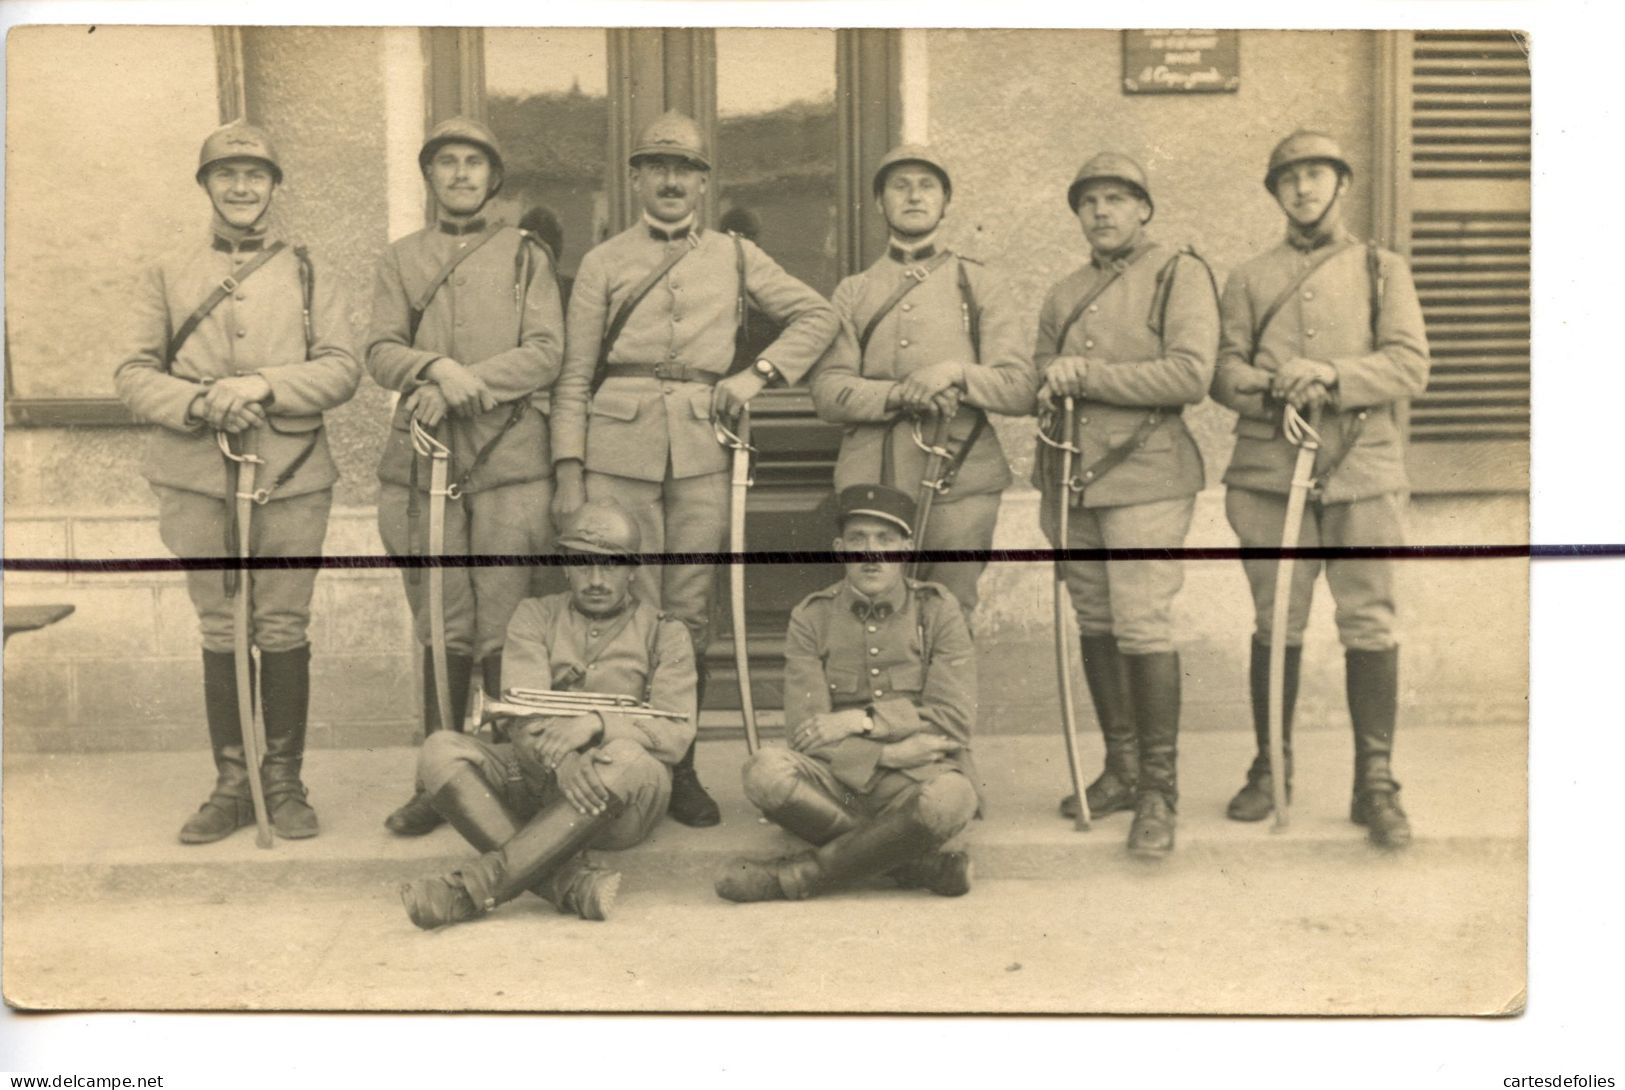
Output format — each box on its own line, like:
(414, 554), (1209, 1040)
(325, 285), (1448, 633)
(3, 27), (1530, 753)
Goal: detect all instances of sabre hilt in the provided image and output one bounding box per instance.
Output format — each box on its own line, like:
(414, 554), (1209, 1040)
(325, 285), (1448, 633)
(1036, 397), (1086, 495)
(411, 419), (462, 498)
(910, 417), (954, 494)
(216, 431), (271, 504)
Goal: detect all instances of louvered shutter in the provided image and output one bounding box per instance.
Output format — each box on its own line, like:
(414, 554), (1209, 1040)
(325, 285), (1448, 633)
(1398, 30), (1531, 491)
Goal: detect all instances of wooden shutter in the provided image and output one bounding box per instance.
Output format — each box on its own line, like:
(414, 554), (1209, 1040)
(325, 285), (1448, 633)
(1390, 30), (1531, 491)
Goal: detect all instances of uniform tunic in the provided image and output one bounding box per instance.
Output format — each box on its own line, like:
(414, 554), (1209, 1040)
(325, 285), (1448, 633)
(1211, 228), (1431, 649)
(115, 227), (360, 653)
(418, 592), (697, 850)
(552, 221), (837, 656)
(366, 219), (565, 659)
(812, 245), (1039, 614)
(740, 576), (979, 840)
(1030, 238), (1219, 654)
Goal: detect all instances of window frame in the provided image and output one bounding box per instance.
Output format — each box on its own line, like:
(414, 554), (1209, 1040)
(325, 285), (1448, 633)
(3, 27), (247, 428)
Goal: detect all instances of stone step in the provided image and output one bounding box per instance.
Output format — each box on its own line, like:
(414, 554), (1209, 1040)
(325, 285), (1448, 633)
(1, 727), (1524, 899)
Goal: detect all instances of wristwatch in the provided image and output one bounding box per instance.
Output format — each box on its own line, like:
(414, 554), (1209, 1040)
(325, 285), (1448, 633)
(752, 358), (782, 387)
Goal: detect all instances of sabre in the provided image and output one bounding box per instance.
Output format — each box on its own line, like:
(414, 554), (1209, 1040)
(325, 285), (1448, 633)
(1267, 402), (1323, 831)
(1036, 398), (1091, 831)
(217, 431), (274, 849)
(908, 414), (954, 580)
(412, 420), (457, 734)
(715, 411), (761, 754)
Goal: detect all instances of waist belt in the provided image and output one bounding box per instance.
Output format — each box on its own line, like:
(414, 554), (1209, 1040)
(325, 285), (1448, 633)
(600, 363), (722, 385)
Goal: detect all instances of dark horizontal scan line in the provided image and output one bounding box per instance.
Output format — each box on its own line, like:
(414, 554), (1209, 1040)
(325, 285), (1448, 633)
(1, 544), (1618, 575)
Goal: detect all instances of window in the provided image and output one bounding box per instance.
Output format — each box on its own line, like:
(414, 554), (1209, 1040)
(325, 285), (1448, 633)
(4, 26), (242, 425)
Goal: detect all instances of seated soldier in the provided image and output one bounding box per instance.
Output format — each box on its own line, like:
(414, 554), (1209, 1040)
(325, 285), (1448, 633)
(715, 484), (980, 903)
(399, 499), (697, 928)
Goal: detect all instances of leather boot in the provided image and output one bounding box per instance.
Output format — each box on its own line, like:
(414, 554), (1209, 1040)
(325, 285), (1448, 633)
(429, 768), (615, 919)
(761, 777), (859, 845)
(667, 666), (721, 828)
(1126, 651), (1180, 858)
(1227, 640), (1302, 822)
(400, 792), (623, 929)
(1346, 647), (1411, 849)
(715, 804), (940, 902)
(178, 650), (256, 844)
(1060, 635), (1139, 820)
(260, 645), (318, 839)
(384, 649), (477, 836)
(889, 851), (974, 897)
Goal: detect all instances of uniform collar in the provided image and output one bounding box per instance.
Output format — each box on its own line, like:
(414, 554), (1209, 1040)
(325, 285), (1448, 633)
(645, 212), (698, 242)
(887, 234), (940, 265)
(569, 593), (637, 623)
(1286, 221), (1352, 253)
(843, 578), (910, 621)
(1090, 235), (1155, 271)
(210, 221), (269, 253)
(438, 216), (489, 236)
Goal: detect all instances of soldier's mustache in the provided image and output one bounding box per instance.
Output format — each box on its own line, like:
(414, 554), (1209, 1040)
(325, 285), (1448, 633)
(657, 187), (686, 198)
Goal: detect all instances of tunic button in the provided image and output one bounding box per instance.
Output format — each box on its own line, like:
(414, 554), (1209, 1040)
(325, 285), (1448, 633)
(829, 682), (838, 690)
(1087, 304), (1099, 314)
(1305, 329), (1317, 339)
(590, 629), (600, 638)
(869, 667), (880, 676)
(236, 329), (247, 338)
(1303, 289), (1315, 300)
(454, 275), (466, 286)
(1084, 339), (1095, 349)
(899, 339), (910, 348)
(873, 689), (884, 697)
(902, 303), (913, 312)
(1082, 470), (1094, 480)
(669, 351), (678, 360)
(1079, 416), (1089, 425)
(869, 647), (880, 655)
(235, 293), (246, 302)
(866, 624), (877, 633)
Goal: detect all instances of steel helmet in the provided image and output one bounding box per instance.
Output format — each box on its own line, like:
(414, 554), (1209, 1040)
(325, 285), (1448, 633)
(629, 111), (711, 171)
(871, 144), (953, 201)
(558, 500), (643, 557)
(1264, 130), (1353, 192)
(1066, 152), (1153, 220)
(196, 122), (283, 185)
(419, 117), (506, 196)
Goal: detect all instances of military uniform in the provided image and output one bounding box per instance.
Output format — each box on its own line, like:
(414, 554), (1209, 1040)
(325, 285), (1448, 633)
(1210, 130), (1430, 846)
(114, 123), (360, 843)
(401, 502), (697, 928)
(366, 118), (565, 739)
(717, 485), (980, 903)
(813, 242), (1037, 616)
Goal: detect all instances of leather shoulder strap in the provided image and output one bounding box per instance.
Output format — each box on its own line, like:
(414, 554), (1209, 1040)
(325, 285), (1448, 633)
(1147, 245), (1217, 339)
(1050, 265), (1124, 356)
(857, 250), (954, 358)
(293, 244), (314, 353)
(1250, 241), (1354, 351)
(1366, 240), (1384, 345)
(592, 243), (693, 393)
(729, 230), (750, 373)
(166, 241), (287, 364)
(954, 258), (982, 363)
(407, 226), (504, 342)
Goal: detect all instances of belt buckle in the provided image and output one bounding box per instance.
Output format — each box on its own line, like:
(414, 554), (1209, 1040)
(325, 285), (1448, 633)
(220, 275), (239, 293)
(652, 363), (674, 381)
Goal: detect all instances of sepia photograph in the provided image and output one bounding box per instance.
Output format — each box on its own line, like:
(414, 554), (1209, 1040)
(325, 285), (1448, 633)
(2, 17), (1535, 1027)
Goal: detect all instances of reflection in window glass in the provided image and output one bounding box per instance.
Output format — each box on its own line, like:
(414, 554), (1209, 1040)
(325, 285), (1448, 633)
(483, 28), (609, 293)
(6, 26), (219, 401)
(715, 29), (839, 297)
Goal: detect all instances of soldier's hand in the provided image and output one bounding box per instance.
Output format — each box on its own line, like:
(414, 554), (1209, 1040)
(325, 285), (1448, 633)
(1227, 366), (1274, 396)
(533, 713), (602, 770)
(427, 358), (496, 417)
(712, 370), (766, 424)
(879, 733), (960, 769)
(403, 384), (448, 429)
(792, 712), (869, 752)
(199, 381), (269, 433)
(927, 386), (963, 420)
(1038, 357), (1089, 404)
(1290, 381), (1334, 413)
(555, 750), (614, 816)
(1272, 357), (1337, 406)
(895, 362), (964, 414)
(551, 460), (587, 523)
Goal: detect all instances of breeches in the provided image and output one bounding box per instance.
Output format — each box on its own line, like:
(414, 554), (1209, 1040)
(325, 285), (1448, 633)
(416, 730), (669, 851)
(1041, 493), (1195, 655)
(915, 492), (1000, 618)
(584, 469), (729, 657)
(154, 484), (331, 655)
(741, 747), (977, 843)
(378, 478), (555, 659)
(1225, 487), (1402, 651)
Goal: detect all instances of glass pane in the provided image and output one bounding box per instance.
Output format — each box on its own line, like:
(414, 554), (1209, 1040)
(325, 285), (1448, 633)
(715, 28), (839, 297)
(482, 28), (610, 290)
(5, 26), (220, 401)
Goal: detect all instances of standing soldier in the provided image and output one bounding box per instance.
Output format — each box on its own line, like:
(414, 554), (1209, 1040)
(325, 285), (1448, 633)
(1211, 131), (1429, 848)
(715, 485), (979, 903)
(368, 118), (565, 836)
(551, 110), (838, 828)
(400, 500), (697, 928)
(114, 122), (360, 843)
(1033, 153), (1219, 856)
(811, 145), (1038, 622)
